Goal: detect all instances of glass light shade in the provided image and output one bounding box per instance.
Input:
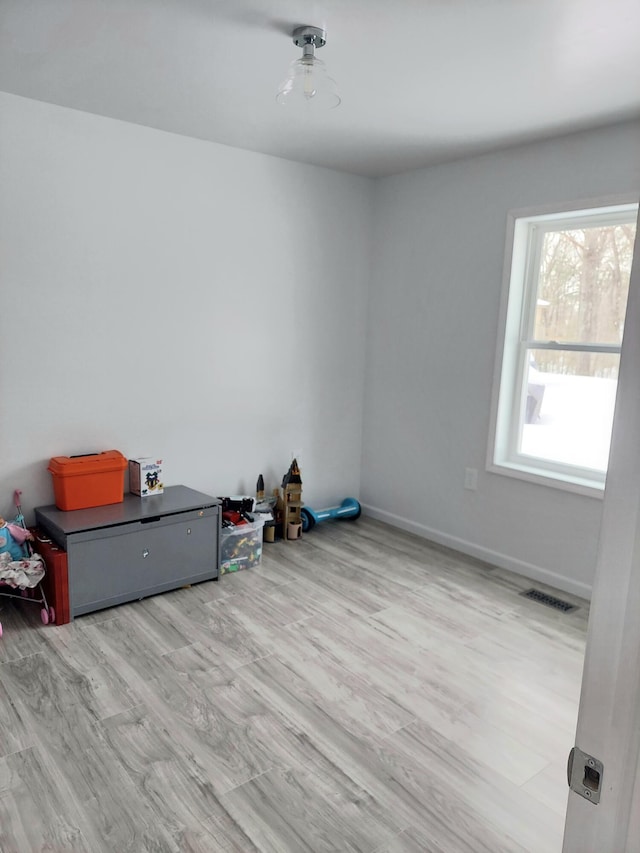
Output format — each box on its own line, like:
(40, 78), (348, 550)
(276, 56), (341, 108)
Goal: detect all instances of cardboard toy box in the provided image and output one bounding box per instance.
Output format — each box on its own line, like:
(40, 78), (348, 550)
(220, 518), (264, 574)
(129, 457), (164, 497)
(48, 450), (127, 511)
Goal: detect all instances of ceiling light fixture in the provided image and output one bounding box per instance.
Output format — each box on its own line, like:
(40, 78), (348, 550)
(276, 26), (341, 109)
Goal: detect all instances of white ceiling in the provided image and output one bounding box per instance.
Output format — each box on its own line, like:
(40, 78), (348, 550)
(1, 0), (639, 177)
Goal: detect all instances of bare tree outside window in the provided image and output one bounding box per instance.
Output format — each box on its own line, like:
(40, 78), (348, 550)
(521, 220), (636, 472)
(535, 223), (635, 375)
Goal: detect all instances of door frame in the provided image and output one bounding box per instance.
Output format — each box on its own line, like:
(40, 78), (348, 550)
(563, 207), (640, 851)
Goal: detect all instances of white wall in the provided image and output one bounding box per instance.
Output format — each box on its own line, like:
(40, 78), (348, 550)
(361, 121), (640, 598)
(0, 93), (373, 521)
(3, 91), (638, 598)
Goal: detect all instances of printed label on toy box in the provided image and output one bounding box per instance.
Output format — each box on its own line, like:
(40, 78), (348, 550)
(220, 558), (248, 574)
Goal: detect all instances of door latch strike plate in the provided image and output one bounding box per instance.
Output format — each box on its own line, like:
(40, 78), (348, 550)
(567, 746), (603, 805)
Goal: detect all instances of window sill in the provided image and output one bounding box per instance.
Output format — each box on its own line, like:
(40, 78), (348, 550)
(487, 460), (605, 499)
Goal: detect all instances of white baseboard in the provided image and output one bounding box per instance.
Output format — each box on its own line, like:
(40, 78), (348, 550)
(361, 503), (592, 601)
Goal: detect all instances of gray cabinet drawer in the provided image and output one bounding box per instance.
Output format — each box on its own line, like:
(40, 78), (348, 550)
(69, 509), (218, 616)
(35, 486), (221, 620)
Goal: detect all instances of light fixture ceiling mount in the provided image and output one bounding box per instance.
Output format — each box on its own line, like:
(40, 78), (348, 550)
(276, 25), (341, 109)
(292, 25), (327, 51)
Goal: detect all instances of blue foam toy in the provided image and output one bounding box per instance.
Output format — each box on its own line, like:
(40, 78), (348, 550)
(300, 498), (361, 532)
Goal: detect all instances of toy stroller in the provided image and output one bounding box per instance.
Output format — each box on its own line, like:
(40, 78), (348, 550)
(0, 490), (54, 637)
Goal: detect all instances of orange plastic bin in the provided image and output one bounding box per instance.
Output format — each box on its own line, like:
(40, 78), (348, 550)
(48, 450), (127, 511)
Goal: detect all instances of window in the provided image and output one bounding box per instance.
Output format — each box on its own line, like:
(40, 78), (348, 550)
(489, 198), (638, 495)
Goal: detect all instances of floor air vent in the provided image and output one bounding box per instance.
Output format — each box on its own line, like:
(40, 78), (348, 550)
(520, 588), (578, 613)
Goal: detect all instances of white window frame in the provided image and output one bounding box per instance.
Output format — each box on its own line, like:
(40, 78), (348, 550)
(487, 194), (639, 498)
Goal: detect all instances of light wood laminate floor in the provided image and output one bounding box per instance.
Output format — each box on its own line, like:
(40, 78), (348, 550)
(0, 517), (588, 853)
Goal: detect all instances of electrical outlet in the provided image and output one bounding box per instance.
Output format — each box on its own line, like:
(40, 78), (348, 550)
(464, 467), (478, 491)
